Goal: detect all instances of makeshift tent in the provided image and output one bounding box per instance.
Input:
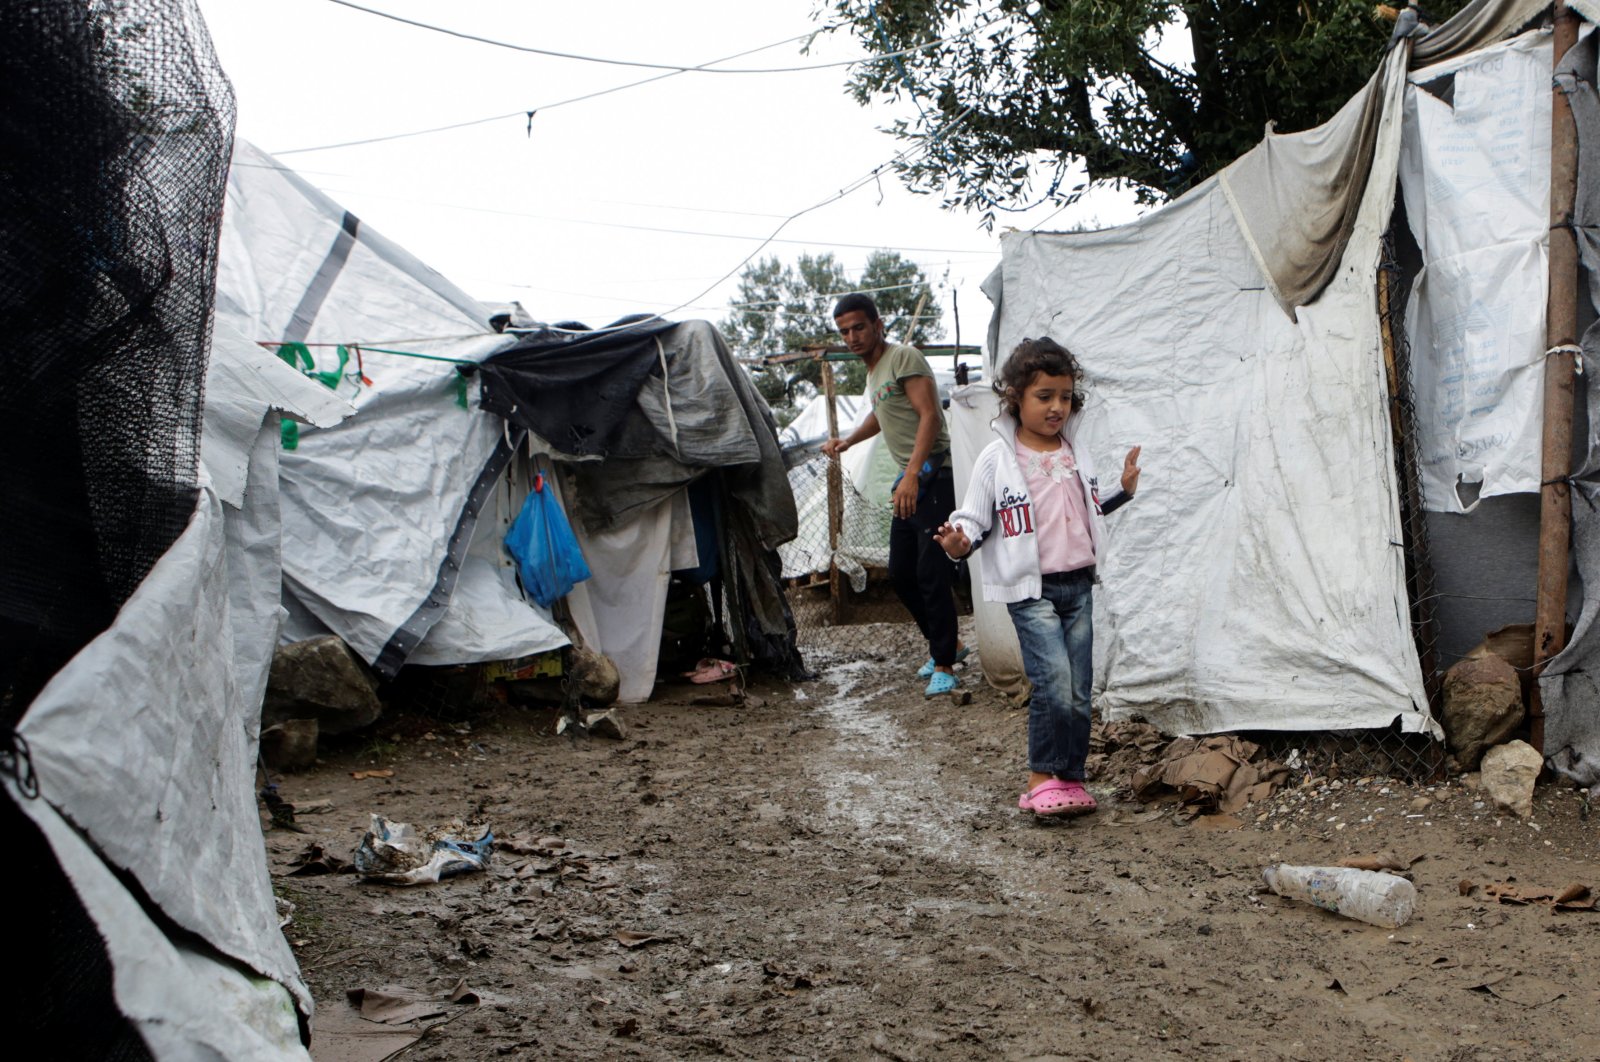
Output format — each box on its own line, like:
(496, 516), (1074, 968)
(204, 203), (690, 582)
(474, 319), (806, 701)
(216, 140), (568, 676)
(219, 144), (803, 705)
(974, 1), (1600, 777)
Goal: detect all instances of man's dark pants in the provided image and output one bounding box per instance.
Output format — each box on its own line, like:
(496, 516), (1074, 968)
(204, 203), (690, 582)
(888, 467), (959, 667)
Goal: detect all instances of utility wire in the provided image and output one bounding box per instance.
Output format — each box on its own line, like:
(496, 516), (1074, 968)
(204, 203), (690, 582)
(322, 0), (1011, 74)
(275, 28), (816, 155)
(312, 183), (997, 254)
(539, 101), (985, 334)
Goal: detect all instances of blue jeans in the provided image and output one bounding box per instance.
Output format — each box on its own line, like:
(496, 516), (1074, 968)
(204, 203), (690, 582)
(1006, 569), (1094, 780)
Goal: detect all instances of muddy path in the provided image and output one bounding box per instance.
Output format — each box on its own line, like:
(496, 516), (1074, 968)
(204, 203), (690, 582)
(270, 631), (1597, 1061)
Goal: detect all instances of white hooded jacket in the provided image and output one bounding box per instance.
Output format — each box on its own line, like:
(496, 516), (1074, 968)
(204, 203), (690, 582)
(948, 410), (1128, 604)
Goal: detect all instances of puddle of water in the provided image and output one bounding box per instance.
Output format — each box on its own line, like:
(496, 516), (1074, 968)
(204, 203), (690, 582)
(810, 662), (990, 863)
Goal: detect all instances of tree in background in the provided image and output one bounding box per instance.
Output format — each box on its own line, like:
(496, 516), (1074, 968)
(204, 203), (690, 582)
(723, 250), (944, 423)
(823, 0), (1464, 225)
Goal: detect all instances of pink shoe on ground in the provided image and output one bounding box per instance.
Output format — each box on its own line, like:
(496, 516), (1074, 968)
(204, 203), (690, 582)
(1018, 779), (1097, 817)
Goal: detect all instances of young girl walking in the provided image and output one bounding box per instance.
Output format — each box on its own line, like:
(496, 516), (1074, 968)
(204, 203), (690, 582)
(934, 338), (1141, 817)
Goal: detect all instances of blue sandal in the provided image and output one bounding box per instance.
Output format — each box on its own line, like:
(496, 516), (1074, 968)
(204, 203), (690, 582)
(923, 671), (961, 698)
(916, 646), (972, 678)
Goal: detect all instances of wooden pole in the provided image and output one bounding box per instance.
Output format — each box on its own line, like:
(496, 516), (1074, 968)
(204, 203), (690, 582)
(820, 350), (846, 626)
(1532, 0), (1582, 755)
(902, 291), (930, 344)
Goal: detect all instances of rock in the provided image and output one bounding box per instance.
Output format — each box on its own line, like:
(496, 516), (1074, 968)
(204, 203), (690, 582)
(259, 719), (319, 771)
(584, 708), (628, 740)
(1480, 740), (1543, 819)
(264, 636), (382, 735)
(1440, 653), (1524, 770)
(1408, 796), (1433, 813)
(570, 646), (620, 707)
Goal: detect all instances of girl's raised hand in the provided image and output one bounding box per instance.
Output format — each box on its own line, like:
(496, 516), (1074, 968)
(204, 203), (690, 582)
(933, 521), (971, 559)
(1122, 445), (1142, 496)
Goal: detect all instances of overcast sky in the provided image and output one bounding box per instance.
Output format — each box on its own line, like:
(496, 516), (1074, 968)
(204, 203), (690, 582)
(197, 0), (1144, 343)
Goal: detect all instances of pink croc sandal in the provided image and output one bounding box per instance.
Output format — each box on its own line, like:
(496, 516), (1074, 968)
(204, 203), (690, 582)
(1018, 779), (1097, 817)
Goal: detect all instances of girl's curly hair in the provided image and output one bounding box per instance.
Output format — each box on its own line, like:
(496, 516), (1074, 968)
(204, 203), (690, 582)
(995, 337), (1085, 420)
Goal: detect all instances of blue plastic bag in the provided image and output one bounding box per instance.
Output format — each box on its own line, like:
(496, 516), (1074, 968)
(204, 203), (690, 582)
(504, 474), (591, 607)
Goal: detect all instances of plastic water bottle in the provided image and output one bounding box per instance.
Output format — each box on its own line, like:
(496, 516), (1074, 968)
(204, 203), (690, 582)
(1261, 864), (1417, 928)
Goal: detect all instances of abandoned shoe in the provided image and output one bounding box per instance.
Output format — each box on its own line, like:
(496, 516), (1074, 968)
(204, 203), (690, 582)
(916, 646), (974, 678)
(923, 671), (960, 698)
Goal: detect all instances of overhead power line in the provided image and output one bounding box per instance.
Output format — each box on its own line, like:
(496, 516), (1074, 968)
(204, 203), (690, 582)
(322, 0), (1011, 74)
(275, 27), (817, 155)
(311, 183), (998, 255)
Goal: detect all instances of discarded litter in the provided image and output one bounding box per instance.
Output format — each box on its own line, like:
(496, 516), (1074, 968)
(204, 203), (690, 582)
(1262, 864), (1417, 929)
(353, 815), (493, 886)
(285, 841), (352, 877)
(1481, 881), (1594, 912)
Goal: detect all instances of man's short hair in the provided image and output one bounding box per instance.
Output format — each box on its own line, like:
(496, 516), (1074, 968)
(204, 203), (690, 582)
(832, 293), (880, 322)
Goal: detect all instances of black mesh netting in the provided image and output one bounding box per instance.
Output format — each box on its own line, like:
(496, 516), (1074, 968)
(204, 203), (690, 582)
(0, 0), (234, 727)
(0, 1), (234, 1053)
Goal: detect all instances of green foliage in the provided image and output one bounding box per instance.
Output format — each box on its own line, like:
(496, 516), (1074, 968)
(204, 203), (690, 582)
(722, 250), (945, 421)
(824, 0), (1465, 225)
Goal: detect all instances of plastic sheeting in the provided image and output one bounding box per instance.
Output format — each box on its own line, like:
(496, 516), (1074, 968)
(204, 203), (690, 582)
(216, 140), (567, 672)
(6, 785), (307, 1060)
(17, 490), (315, 1038)
(1401, 30), (1554, 510)
(982, 40), (1436, 736)
(948, 383), (1027, 703)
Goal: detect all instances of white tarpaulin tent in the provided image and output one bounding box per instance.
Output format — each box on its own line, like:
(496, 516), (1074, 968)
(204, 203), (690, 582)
(216, 140), (568, 675)
(980, 43), (1437, 736)
(978, 1), (1600, 752)
(9, 335), (351, 1058)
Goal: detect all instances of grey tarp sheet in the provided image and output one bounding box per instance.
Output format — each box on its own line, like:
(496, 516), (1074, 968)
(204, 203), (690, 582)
(566, 321), (798, 552)
(1537, 32), (1600, 785)
(1228, 0), (1600, 319)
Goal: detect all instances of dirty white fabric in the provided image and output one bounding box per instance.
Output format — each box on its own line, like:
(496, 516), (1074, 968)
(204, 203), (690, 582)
(983, 39), (1436, 736)
(564, 489), (699, 703)
(948, 383), (1027, 701)
(1217, 1), (1600, 320)
(18, 490), (313, 1019)
(1400, 30), (1554, 510)
(218, 140), (566, 671)
(204, 322), (356, 716)
(6, 782), (308, 1060)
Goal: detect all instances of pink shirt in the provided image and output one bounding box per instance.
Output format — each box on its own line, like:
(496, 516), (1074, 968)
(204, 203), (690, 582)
(1014, 438), (1096, 575)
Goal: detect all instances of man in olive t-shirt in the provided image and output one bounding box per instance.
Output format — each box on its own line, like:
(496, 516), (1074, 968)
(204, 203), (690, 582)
(820, 294), (964, 697)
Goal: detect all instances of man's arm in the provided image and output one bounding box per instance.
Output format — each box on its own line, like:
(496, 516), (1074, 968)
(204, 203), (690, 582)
(892, 374), (942, 518)
(821, 410), (880, 456)
(901, 374), (942, 478)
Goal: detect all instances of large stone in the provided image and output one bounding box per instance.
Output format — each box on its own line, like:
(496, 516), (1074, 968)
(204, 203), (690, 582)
(571, 646), (619, 707)
(264, 636), (382, 735)
(259, 719), (319, 771)
(1480, 740), (1543, 819)
(1440, 652), (1524, 770)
